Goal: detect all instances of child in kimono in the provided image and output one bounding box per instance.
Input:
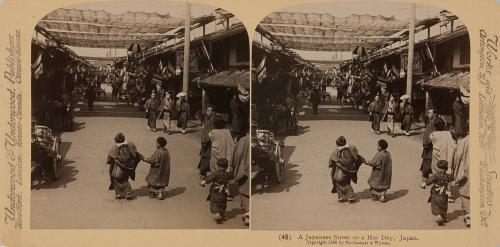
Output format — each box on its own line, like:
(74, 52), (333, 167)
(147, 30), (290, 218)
(425, 160), (454, 225)
(364, 139), (392, 202)
(201, 158), (231, 224)
(142, 137), (170, 200)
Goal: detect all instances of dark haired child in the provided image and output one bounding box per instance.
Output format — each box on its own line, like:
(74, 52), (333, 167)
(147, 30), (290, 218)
(364, 139), (392, 202)
(143, 137), (171, 200)
(201, 158), (231, 224)
(425, 160), (454, 225)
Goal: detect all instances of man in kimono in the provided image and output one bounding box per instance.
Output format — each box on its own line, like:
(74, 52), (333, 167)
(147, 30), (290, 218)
(400, 98), (413, 136)
(364, 139), (392, 202)
(309, 86), (321, 115)
(329, 136), (364, 203)
(145, 92), (160, 132)
(230, 94), (242, 141)
(368, 96), (381, 134)
(420, 108), (437, 188)
(198, 106), (215, 179)
(453, 96), (466, 138)
(453, 124), (470, 227)
(142, 137), (171, 200)
(106, 133), (143, 200)
(176, 95), (189, 134)
(231, 133), (250, 225)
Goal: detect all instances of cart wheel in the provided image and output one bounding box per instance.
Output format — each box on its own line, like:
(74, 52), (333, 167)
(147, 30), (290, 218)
(51, 138), (63, 180)
(274, 142), (285, 183)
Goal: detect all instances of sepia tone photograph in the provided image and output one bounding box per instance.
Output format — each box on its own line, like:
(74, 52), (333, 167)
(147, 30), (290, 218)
(251, 2), (470, 230)
(30, 0), (249, 229)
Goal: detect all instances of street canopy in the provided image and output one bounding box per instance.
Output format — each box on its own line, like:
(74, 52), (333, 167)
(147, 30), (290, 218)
(258, 11), (436, 52)
(36, 8), (215, 48)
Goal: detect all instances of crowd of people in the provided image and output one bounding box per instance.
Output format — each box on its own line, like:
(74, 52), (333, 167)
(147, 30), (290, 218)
(327, 109), (469, 227)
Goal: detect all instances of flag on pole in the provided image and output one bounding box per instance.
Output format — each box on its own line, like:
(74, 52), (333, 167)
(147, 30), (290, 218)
(256, 56), (267, 83)
(32, 51), (43, 79)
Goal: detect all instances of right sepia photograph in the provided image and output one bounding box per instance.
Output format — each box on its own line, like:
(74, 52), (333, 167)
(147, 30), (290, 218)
(251, 2), (470, 230)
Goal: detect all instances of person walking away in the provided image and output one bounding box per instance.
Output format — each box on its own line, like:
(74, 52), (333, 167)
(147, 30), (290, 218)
(400, 98), (413, 136)
(106, 133), (142, 200)
(209, 116), (235, 172)
(429, 118), (456, 175)
(309, 86), (321, 115)
(424, 160), (454, 225)
(142, 137), (171, 200)
(328, 136), (364, 203)
(177, 94), (189, 134)
(453, 124), (470, 227)
(420, 108), (437, 188)
(231, 133), (250, 225)
(198, 106), (215, 179)
(201, 158), (231, 224)
(368, 95), (381, 134)
(85, 84), (96, 111)
(144, 92), (160, 132)
(230, 93), (242, 141)
(364, 139), (392, 202)
(453, 96), (466, 138)
(160, 92), (173, 134)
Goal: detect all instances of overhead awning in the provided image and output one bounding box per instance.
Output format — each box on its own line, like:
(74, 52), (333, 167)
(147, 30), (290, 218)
(257, 12), (421, 51)
(36, 8), (216, 48)
(419, 71), (469, 90)
(199, 70), (249, 88)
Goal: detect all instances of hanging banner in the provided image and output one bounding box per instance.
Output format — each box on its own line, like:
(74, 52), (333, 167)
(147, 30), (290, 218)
(176, 50), (199, 73)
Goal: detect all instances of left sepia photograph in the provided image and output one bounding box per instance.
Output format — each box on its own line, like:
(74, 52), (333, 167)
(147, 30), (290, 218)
(30, 1), (249, 229)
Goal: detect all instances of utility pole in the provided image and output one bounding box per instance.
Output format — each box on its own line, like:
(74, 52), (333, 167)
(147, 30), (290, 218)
(406, 3), (416, 101)
(183, 2), (191, 95)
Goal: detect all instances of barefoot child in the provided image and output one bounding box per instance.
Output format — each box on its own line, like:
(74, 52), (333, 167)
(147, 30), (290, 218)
(142, 137), (171, 200)
(425, 160), (454, 225)
(364, 139), (392, 202)
(201, 158), (231, 224)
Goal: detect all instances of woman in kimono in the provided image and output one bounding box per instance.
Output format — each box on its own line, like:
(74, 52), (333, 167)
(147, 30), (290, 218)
(453, 124), (470, 227)
(176, 95), (189, 134)
(106, 133), (142, 200)
(142, 137), (171, 200)
(208, 116), (235, 172)
(421, 109), (437, 189)
(328, 136), (363, 203)
(364, 139), (392, 202)
(430, 118), (456, 175)
(425, 160), (454, 225)
(201, 158), (231, 224)
(400, 98), (413, 136)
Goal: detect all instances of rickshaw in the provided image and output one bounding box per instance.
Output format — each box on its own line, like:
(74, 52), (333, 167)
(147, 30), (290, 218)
(31, 122), (63, 187)
(251, 129), (285, 189)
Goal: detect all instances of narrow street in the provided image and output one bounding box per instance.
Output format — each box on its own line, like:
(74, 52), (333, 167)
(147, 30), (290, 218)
(31, 88), (246, 229)
(251, 87), (467, 230)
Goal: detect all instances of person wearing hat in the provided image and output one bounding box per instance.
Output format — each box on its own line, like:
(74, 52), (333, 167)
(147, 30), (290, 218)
(142, 137), (171, 200)
(424, 160), (454, 225)
(106, 133), (143, 200)
(328, 136), (364, 203)
(201, 158), (231, 224)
